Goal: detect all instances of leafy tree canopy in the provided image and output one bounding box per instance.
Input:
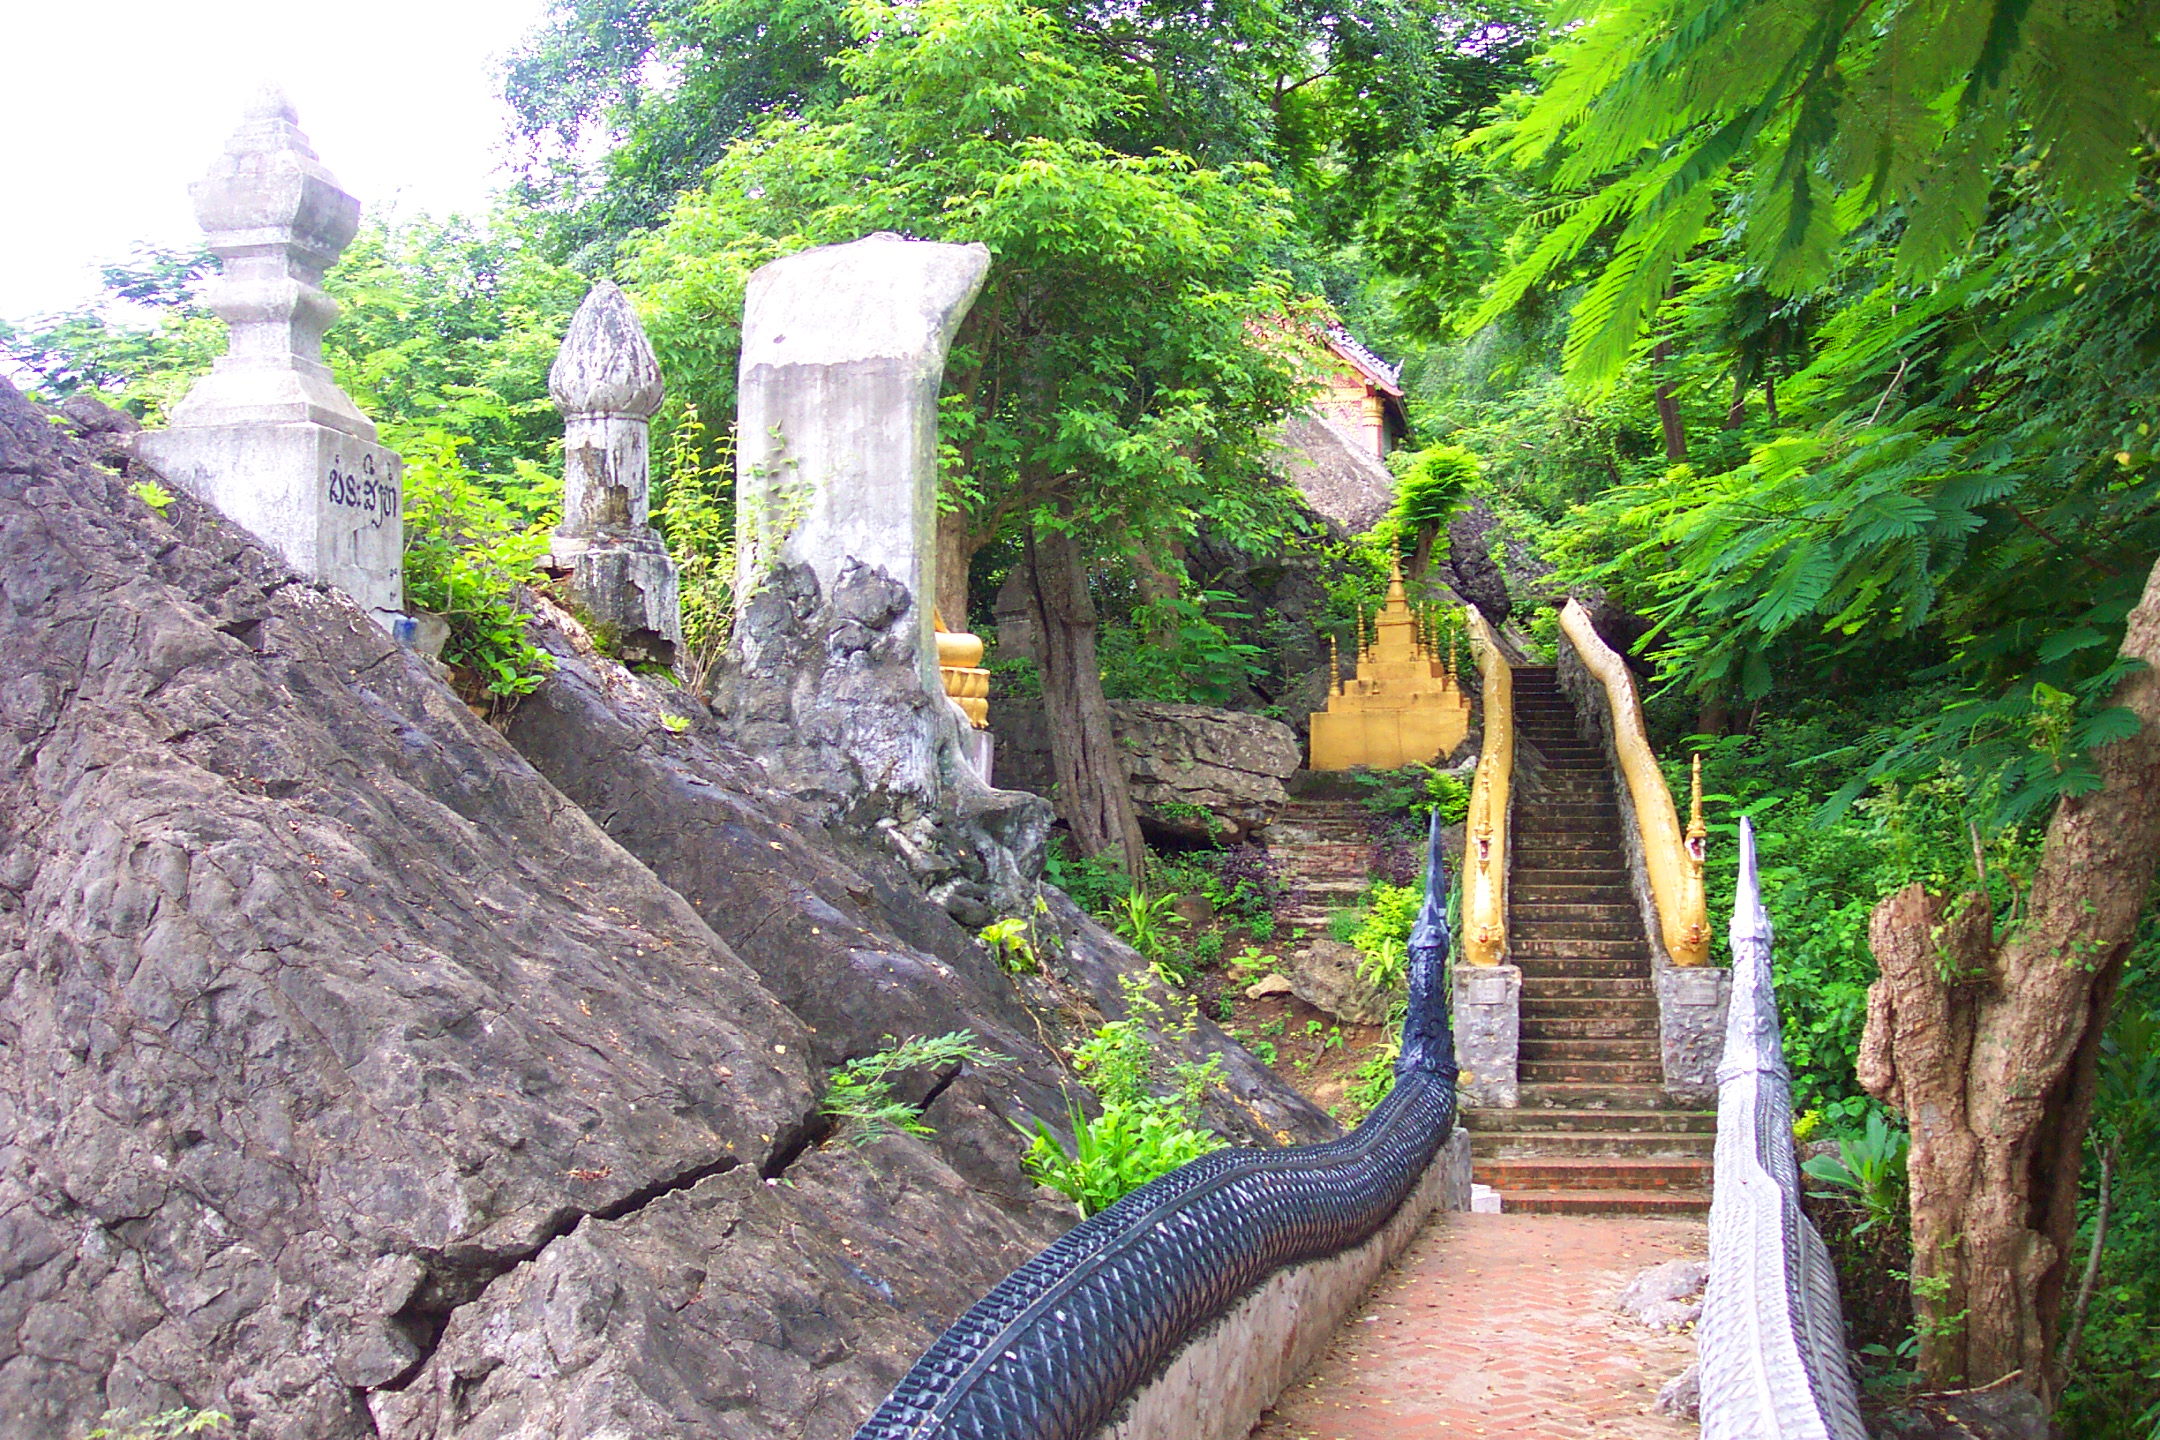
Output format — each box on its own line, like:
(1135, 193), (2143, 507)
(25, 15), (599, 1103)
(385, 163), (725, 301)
(1473, 0), (2160, 381)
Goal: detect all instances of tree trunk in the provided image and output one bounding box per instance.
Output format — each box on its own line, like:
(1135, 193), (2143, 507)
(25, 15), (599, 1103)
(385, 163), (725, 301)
(1723, 367), (1748, 429)
(1653, 340), (1688, 463)
(1860, 554), (2160, 1401)
(1023, 519), (1146, 879)
(1410, 523), (1438, 584)
(935, 508), (978, 632)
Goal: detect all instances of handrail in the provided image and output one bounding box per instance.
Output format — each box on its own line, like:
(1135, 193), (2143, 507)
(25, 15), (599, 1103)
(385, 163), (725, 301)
(1556, 598), (1710, 965)
(1697, 819), (1866, 1440)
(1461, 606), (1512, 967)
(851, 818), (1462, 1440)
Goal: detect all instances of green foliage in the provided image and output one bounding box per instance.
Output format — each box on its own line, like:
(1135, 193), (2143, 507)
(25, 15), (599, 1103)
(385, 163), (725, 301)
(622, 0), (1312, 602)
(978, 915), (1039, 974)
(1475, 0), (2160, 381)
(1349, 881), (1422, 991)
(1351, 763), (1471, 826)
(1023, 976), (1227, 1213)
(83, 1410), (230, 1440)
(1338, 1034), (1402, 1124)
(650, 404), (737, 690)
(398, 433), (559, 698)
(1108, 889), (1189, 966)
(129, 480), (174, 514)
(1044, 841), (1130, 915)
(1802, 1111), (1911, 1238)
(1385, 444), (1478, 565)
(823, 1031), (1007, 1144)
(1099, 589), (1266, 706)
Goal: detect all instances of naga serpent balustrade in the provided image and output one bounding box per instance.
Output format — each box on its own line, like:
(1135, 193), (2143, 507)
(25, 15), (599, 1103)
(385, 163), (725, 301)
(852, 813), (1463, 1440)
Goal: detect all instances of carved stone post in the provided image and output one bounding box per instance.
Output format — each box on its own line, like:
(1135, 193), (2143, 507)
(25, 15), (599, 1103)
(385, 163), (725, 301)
(712, 234), (1050, 923)
(135, 89), (404, 625)
(549, 281), (679, 665)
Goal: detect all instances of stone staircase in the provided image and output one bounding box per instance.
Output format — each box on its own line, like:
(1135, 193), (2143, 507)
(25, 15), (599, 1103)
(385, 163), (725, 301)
(1465, 665), (1714, 1215)
(1268, 792), (1373, 936)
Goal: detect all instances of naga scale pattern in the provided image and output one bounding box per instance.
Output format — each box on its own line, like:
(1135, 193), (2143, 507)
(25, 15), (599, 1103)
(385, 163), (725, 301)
(1697, 818), (1867, 1440)
(854, 815), (1462, 1440)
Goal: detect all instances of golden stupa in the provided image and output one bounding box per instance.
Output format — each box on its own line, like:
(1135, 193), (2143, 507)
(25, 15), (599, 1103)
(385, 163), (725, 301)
(1308, 564), (1472, 769)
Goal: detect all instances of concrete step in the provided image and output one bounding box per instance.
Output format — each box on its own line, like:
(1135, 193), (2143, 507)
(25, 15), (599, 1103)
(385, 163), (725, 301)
(1512, 902), (1643, 922)
(1511, 922), (1644, 941)
(1498, 1188), (1712, 1216)
(1520, 1036), (1662, 1063)
(1517, 1082), (1686, 1109)
(1473, 1156), (1712, 1190)
(1512, 939), (1651, 961)
(1516, 1015), (1662, 1041)
(1519, 1058), (1666, 1084)
(1464, 1107), (1715, 1134)
(1510, 885), (1634, 905)
(1471, 1131), (1716, 1159)
(1521, 995), (1660, 1018)
(1515, 959), (1651, 982)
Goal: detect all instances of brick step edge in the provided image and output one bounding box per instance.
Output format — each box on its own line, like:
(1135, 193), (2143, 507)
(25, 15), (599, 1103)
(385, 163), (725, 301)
(1497, 1189), (1712, 1216)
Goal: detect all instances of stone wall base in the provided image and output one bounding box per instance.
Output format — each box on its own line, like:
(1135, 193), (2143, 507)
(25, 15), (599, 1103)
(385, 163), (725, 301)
(1093, 1126), (1472, 1440)
(1454, 964), (1522, 1108)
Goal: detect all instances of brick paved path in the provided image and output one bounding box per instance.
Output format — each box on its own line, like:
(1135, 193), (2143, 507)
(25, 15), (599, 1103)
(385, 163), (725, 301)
(1250, 1213), (1704, 1440)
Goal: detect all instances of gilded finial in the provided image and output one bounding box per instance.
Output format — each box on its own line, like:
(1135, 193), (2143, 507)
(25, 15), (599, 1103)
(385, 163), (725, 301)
(1329, 633), (1342, 694)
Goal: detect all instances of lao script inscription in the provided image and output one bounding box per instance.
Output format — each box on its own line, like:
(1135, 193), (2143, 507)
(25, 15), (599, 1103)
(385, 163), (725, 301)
(325, 450), (398, 528)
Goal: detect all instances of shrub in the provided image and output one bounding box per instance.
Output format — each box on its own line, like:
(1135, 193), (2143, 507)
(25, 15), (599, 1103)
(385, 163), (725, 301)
(823, 1031), (1006, 1145)
(650, 404), (736, 691)
(399, 430), (557, 699)
(1022, 976), (1227, 1214)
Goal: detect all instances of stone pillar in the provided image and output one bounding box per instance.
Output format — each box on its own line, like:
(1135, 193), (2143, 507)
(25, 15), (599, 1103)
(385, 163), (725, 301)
(733, 233), (989, 693)
(1453, 963), (1521, 1108)
(549, 281), (680, 665)
(712, 234), (1050, 923)
(135, 89), (404, 626)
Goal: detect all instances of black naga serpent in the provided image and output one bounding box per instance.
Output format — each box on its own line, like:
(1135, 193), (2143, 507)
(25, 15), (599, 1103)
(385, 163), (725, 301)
(853, 810), (1462, 1440)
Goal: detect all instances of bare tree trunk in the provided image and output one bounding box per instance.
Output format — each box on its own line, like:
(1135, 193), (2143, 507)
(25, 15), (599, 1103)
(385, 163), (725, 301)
(1653, 340), (1688, 463)
(1763, 373), (1780, 426)
(1023, 518), (1146, 879)
(1861, 554), (2160, 1401)
(1723, 368), (1748, 429)
(935, 508), (977, 632)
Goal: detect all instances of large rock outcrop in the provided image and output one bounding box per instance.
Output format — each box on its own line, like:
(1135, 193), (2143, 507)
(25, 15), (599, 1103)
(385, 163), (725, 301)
(0, 380), (1328, 1440)
(994, 701), (1301, 842)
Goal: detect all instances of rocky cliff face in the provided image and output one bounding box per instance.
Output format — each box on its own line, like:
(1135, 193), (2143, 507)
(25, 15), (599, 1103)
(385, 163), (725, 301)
(0, 380), (1327, 1440)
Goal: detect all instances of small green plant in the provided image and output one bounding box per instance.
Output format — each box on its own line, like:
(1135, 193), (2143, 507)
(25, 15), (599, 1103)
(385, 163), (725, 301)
(659, 713), (692, 733)
(1215, 995), (1235, 1021)
(1802, 1110), (1911, 1235)
(651, 404), (737, 691)
(1336, 1034), (1401, 1123)
(1045, 842), (1130, 914)
(1350, 882), (1421, 990)
(1260, 1016), (1286, 1039)
(1227, 945), (1275, 980)
(129, 479), (175, 513)
(1022, 976), (1227, 1214)
(86, 1410), (231, 1440)
(823, 1031), (1006, 1145)
(399, 430), (557, 699)
(1189, 930), (1226, 969)
(978, 915), (1039, 974)
(1248, 1038), (1278, 1066)
(1245, 911), (1277, 942)
(1110, 888), (1188, 959)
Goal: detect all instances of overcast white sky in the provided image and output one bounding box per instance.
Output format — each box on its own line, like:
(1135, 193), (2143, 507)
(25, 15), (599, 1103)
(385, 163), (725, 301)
(2, 0), (554, 325)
